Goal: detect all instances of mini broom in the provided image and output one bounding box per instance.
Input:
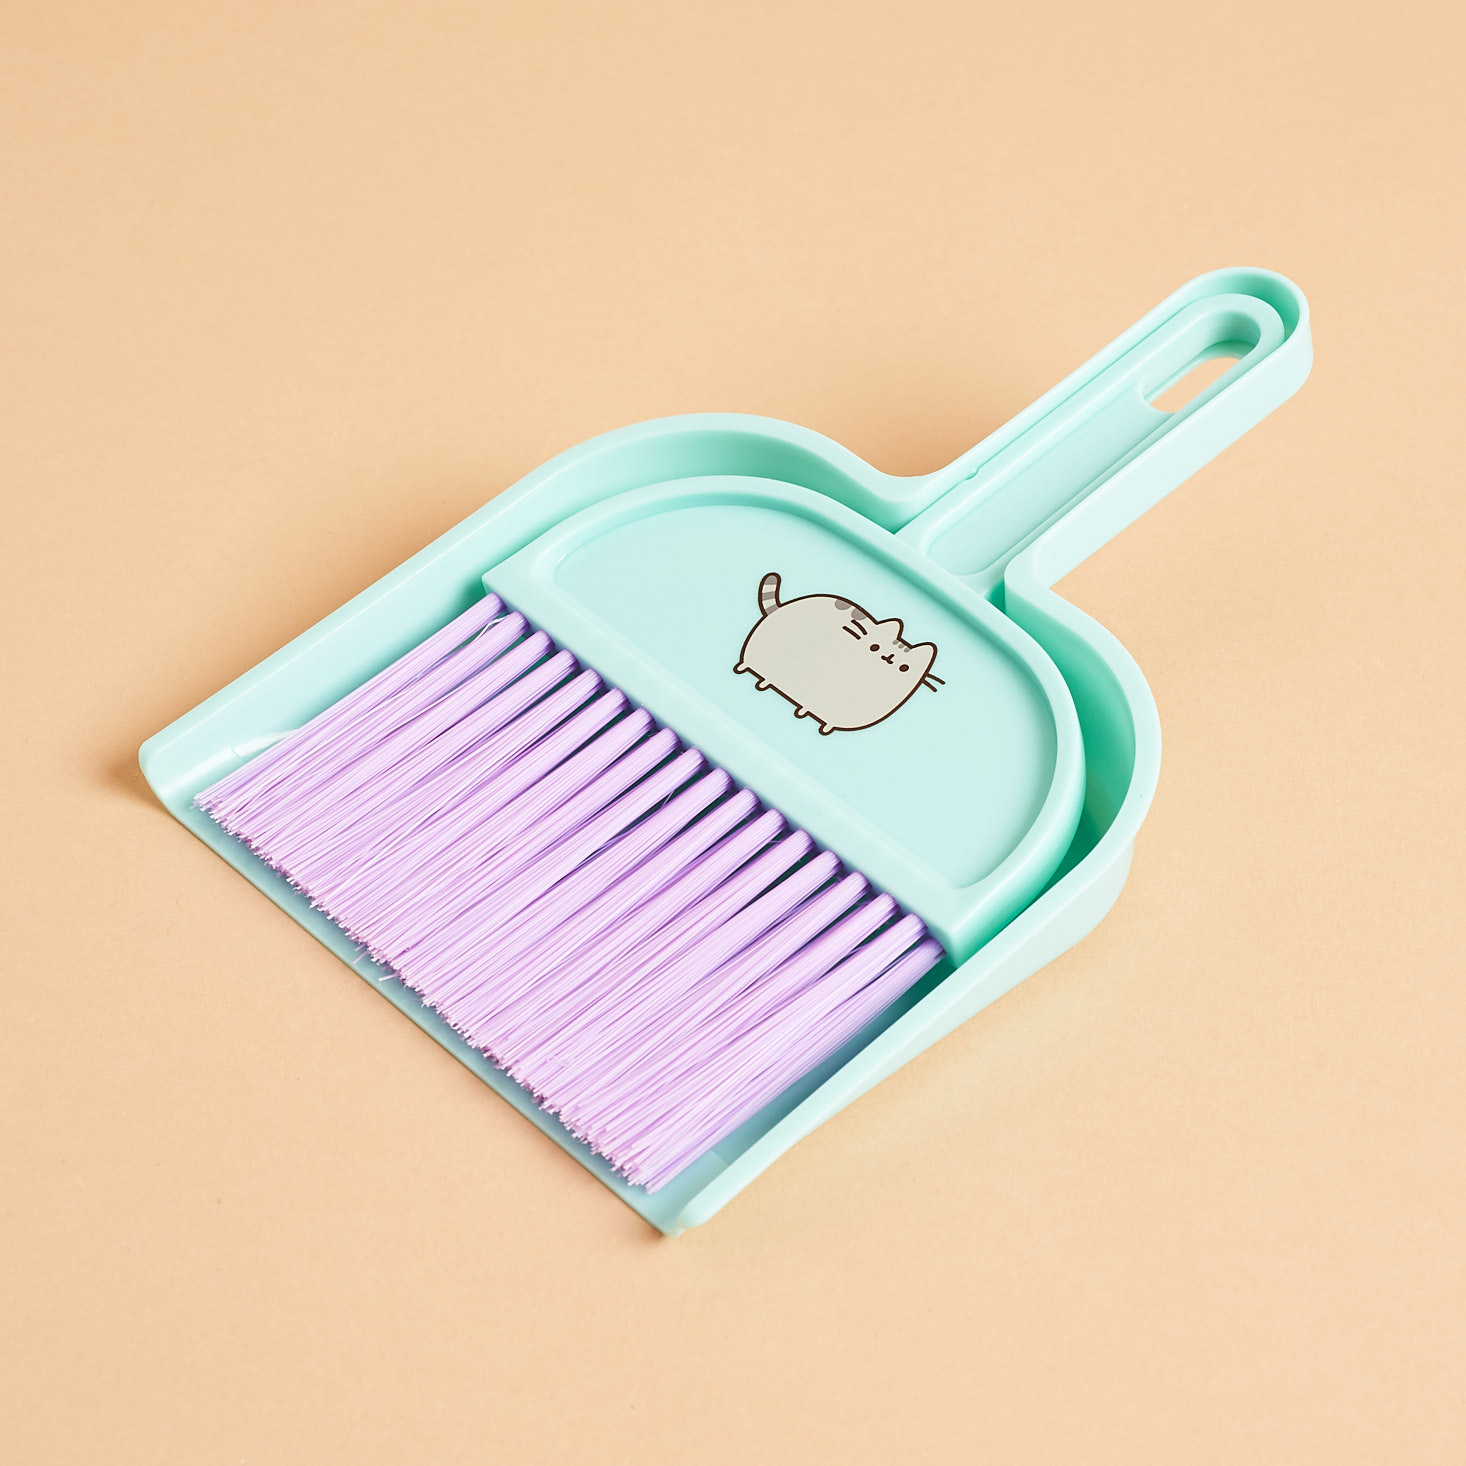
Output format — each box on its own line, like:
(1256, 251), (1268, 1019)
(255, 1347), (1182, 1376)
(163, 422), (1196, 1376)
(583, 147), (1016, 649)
(197, 591), (944, 1191)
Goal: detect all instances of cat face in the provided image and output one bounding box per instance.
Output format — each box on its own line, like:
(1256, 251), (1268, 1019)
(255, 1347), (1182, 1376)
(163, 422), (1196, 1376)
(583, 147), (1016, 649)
(735, 573), (942, 734)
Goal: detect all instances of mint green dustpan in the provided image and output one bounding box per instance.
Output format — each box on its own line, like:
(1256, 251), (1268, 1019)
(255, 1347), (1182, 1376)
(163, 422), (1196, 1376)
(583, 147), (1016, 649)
(140, 267), (1311, 1234)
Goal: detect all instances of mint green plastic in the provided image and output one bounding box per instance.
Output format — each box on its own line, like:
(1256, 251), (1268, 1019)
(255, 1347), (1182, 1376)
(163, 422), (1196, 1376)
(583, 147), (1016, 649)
(486, 479), (1085, 963)
(139, 267), (1311, 1234)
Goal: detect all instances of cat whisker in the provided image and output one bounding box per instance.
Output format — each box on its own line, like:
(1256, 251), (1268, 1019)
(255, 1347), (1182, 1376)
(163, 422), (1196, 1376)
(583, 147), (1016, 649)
(922, 674), (945, 689)
(842, 625), (862, 639)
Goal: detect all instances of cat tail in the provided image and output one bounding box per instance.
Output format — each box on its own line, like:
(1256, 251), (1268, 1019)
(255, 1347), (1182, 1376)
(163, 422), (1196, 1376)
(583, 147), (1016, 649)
(758, 572), (782, 616)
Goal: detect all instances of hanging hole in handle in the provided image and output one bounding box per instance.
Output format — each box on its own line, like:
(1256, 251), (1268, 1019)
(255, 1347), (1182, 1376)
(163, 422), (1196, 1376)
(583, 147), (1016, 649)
(1148, 348), (1243, 413)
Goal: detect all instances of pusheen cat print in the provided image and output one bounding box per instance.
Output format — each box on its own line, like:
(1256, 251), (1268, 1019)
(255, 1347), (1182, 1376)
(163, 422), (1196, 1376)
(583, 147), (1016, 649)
(735, 572), (943, 734)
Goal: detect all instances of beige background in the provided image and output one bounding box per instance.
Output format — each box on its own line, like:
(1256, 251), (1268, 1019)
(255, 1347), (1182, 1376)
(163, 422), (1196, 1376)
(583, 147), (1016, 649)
(3, 1), (1463, 1461)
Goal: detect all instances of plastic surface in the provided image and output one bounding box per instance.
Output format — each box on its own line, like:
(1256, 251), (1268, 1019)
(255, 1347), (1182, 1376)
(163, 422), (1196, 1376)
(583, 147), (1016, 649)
(487, 478), (1084, 961)
(140, 267), (1311, 1233)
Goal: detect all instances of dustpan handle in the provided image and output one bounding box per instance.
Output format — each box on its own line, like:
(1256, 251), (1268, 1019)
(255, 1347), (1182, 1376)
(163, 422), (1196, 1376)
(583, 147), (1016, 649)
(897, 268), (1311, 597)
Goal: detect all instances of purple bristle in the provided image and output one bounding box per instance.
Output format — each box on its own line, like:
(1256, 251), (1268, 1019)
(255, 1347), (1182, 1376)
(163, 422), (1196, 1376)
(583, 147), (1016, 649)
(196, 594), (944, 1191)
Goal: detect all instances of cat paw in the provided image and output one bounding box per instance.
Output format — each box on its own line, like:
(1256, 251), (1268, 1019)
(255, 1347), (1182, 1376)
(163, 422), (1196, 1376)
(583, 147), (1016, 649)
(755, 678), (770, 691)
(818, 724), (834, 735)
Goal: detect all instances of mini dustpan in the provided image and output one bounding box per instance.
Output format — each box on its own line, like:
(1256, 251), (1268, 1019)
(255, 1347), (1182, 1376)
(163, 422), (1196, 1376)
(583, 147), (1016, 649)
(141, 267), (1311, 1233)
